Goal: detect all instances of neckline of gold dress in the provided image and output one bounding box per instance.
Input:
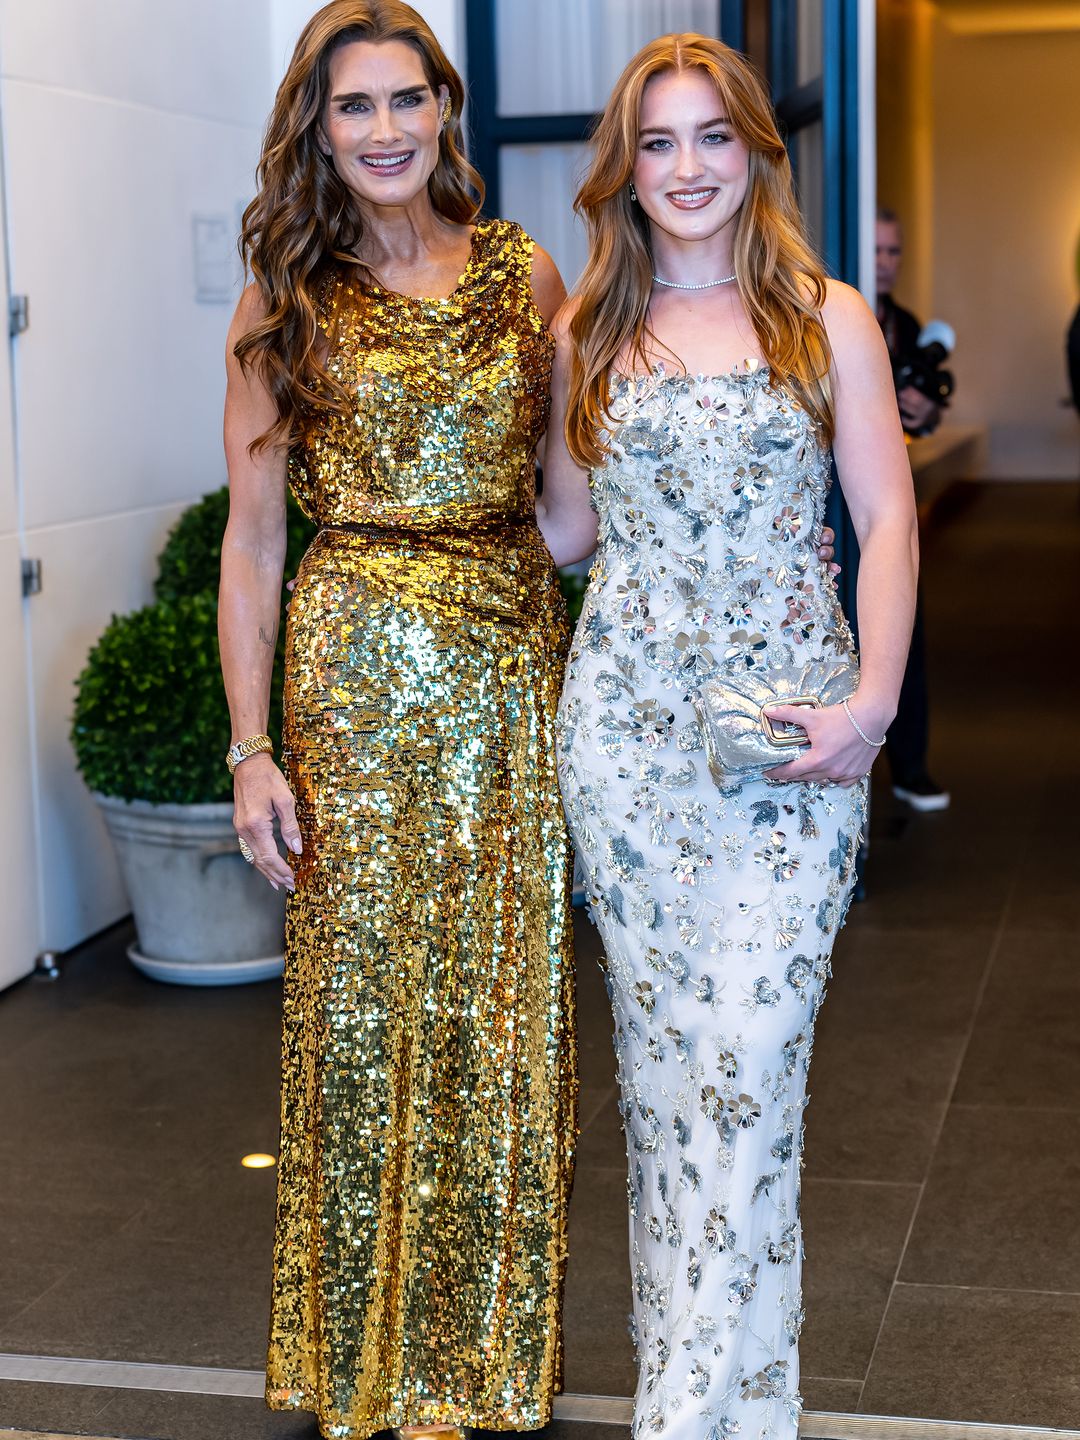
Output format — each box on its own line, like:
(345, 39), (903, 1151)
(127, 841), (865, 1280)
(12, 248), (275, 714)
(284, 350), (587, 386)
(360, 220), (487, 309)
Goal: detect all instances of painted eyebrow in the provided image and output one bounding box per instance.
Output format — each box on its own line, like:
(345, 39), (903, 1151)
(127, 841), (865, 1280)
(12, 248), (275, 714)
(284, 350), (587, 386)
(638, 116), (731, 137)
(330, 84), (429, 103)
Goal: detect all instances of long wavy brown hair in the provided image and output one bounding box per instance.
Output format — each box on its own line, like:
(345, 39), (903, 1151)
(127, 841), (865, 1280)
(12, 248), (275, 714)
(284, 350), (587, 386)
(566, 33), (833, 468)
(237, 0), (483, 450)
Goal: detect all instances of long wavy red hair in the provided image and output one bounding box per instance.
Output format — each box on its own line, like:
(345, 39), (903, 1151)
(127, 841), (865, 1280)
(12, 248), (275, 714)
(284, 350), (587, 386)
(236, 0), (482, 450)
(566, 34), (833, 468)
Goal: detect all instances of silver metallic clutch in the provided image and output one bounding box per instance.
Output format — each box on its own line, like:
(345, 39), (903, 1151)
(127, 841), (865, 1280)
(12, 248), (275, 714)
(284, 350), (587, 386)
(693, 653), (860, 785)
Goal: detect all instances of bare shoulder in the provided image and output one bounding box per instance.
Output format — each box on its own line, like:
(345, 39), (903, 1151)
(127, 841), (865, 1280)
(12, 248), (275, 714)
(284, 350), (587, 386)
(551, 293), (582, 344)
(820, 278), (883, 363)
(228, 281), (269, 351)
(529, 242), (568, 327)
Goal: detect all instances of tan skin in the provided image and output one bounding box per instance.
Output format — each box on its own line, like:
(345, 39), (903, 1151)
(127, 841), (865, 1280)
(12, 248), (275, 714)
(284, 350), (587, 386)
(537, 69), (918, 787)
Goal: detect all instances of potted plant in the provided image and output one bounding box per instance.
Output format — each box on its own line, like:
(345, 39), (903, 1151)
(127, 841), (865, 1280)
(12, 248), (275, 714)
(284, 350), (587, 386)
(70, 488), (315, 985)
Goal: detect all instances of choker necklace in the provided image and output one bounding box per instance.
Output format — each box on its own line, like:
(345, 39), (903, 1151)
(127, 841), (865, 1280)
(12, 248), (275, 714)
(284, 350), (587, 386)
(652, 271), (737, 290)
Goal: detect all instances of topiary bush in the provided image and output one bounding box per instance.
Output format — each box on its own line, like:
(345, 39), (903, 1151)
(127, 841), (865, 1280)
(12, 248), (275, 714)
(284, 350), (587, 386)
(155, 485), (316, 602)
(558, 569), (588, 624)
(74, 481), (585, 805)
(71, 593), (237, 804)
(73, 484), (313, 804)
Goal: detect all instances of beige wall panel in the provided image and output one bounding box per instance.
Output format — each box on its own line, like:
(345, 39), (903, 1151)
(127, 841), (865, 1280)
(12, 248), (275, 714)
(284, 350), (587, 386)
(1, 79), (259, 530)
(876, 0), (937, 320)
(26, 503), (186, 953)
(930, 23), (1080, 478)
(0, 0), (271, 128)
(270, 0), (465, 77)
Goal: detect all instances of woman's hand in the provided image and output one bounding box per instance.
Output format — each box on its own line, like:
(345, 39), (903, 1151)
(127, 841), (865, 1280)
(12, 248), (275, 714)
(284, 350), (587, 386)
(232, 753), (302, 891)
(817, 525), (840, 576)
(762, 696), (888, 787)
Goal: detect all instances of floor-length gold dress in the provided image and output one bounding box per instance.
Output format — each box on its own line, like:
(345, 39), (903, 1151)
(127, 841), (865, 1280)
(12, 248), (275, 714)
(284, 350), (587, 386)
(266, 219), (578, 1439)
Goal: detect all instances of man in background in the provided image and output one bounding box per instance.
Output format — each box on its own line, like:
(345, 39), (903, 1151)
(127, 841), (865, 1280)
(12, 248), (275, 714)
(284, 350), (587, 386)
(875, 207), (950, 811)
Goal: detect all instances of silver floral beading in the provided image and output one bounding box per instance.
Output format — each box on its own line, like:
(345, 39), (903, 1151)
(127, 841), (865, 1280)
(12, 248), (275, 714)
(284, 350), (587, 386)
(557, 364), (867, 1440)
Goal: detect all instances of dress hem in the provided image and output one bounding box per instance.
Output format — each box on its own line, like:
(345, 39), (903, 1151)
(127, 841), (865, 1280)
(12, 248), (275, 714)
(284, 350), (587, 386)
(265, 1385), (560, 1438)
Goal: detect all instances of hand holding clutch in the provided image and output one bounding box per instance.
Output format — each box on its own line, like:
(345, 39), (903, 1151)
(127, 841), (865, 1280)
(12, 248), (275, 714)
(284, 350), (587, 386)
(693, 652), (861, 786)
(762, 696), (887, 787)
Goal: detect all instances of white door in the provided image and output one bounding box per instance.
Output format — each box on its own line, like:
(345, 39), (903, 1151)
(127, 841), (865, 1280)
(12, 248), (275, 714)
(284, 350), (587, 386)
(0, 3), (267, 957)
(0, 156), (43, 988)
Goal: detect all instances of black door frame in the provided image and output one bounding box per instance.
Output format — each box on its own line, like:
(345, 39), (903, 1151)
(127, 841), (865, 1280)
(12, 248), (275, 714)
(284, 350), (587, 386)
(761, 0), (863, 621)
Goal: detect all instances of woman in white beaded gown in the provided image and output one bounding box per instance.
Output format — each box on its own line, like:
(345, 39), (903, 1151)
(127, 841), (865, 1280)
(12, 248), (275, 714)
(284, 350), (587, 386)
(534, 34), (918, 1440)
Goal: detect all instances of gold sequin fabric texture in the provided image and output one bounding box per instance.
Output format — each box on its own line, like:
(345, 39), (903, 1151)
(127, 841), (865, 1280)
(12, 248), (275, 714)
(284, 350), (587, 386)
(267, 219), (578, 1439)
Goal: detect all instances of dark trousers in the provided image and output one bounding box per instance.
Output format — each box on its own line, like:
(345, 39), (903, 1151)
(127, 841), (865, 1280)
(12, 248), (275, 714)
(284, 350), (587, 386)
(885, 588), (929, 782)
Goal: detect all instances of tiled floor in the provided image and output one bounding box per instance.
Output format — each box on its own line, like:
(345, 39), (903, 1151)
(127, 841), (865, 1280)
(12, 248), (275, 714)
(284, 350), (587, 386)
(1, 481), (1079, 1440)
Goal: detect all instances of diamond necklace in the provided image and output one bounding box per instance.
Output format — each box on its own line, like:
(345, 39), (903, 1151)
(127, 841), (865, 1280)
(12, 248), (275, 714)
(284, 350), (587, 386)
(652, 271), (737, 290)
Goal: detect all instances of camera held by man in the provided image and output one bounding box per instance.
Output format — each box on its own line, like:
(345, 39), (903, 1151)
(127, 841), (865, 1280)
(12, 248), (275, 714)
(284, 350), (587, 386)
(891, 319), (956, 436)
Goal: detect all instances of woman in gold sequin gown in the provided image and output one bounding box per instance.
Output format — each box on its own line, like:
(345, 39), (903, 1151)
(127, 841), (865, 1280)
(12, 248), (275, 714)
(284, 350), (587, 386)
(218, 7), (576, 1437)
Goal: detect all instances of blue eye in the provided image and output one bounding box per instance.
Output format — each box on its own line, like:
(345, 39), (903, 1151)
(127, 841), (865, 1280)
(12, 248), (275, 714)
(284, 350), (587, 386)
(704, 131), (733, 144)
(644, 138), (673, 152)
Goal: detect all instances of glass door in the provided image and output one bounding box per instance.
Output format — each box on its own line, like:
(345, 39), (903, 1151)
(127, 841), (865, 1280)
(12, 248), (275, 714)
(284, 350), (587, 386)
(465, 0), (868, 594)
(464, 0), (732, 286)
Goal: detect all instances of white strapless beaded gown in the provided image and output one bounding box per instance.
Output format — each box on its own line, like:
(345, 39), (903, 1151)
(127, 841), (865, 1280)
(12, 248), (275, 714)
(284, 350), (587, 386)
(557, 364), (867, 1440)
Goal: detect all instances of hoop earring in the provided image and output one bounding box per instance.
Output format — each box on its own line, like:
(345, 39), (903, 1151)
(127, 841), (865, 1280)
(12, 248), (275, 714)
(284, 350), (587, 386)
(441, 98), (452, 125)
(629, 181), (637, 202)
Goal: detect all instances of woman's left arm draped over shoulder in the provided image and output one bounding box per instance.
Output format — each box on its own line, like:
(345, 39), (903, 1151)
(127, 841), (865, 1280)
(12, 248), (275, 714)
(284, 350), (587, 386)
(529, 247), (600, 568)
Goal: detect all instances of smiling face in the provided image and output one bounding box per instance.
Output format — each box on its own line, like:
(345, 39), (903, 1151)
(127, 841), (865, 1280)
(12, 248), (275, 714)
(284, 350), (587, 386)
(319, 38), (448, 211)
(632, 67), (750, 246)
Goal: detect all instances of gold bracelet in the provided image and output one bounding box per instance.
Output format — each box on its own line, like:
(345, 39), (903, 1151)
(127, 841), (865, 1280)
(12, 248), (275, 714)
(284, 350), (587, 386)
(225, 733), (273, 774)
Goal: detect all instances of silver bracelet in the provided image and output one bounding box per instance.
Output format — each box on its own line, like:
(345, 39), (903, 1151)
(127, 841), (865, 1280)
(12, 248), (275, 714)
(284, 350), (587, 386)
(842, 698), (886, 748)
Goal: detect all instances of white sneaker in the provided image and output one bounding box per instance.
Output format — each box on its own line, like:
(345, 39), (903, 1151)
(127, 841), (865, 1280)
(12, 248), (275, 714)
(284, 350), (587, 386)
(893, 773), (951, 812)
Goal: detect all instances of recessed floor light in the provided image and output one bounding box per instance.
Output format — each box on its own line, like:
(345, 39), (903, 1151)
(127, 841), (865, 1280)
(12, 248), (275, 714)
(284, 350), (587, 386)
(242, 1153), (277, 1169)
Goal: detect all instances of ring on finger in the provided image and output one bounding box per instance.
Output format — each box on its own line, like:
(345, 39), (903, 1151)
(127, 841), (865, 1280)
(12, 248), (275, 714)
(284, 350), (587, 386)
(238, 836), (256, 864)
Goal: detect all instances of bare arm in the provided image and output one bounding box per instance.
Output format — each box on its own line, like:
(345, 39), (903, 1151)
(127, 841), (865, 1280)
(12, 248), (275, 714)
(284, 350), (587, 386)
(766, 280), (918, 784)
(535, 298), (599, 566)
(827, 280), (919, 734)
(529, 242), (567, 328)
(218, 284), (300, 889)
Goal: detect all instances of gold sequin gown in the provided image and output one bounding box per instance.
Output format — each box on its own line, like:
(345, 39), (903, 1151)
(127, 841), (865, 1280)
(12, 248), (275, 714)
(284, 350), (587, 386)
(267, 219), (577, 1439)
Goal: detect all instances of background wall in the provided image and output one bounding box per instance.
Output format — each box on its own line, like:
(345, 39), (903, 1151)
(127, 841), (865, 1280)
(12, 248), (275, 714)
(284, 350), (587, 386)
(0, 0), (468, 974)
(0, 0), (274, 958)
(270, 0), (464, 79)
(877, 0), (1080, 479)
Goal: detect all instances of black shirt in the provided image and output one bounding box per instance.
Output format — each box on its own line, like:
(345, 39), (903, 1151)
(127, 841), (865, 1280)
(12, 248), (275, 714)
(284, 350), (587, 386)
(877, 292), (922, 367)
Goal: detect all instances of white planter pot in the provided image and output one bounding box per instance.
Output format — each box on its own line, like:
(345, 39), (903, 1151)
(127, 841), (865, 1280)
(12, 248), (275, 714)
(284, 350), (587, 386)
(94, 794), (286, 986)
